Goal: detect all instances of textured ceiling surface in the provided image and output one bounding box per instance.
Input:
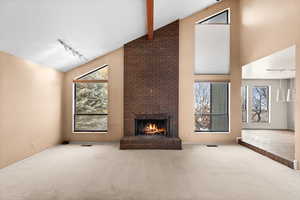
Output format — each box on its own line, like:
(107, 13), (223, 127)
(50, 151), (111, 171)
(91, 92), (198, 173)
(0, 0), (217, 71)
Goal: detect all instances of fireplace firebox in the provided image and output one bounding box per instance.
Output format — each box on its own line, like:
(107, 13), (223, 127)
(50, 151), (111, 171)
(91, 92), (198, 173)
(120, 113), (181, 149)
(135, 118), (169, 136)
(134, 113), (170, 136)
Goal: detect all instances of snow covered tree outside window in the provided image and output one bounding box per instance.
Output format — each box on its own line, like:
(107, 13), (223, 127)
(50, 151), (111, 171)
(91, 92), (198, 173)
(73, 66), (109, 132)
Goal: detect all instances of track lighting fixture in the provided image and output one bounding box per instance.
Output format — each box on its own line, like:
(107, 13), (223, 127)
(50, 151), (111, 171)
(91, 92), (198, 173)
(57, 39), (88, 62)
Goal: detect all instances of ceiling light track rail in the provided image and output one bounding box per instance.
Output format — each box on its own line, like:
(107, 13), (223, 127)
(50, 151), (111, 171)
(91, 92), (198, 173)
(58, 39), (88, 62)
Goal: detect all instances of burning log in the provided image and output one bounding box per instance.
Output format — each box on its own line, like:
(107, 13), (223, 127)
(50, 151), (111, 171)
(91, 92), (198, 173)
(144, 123), (166, 135)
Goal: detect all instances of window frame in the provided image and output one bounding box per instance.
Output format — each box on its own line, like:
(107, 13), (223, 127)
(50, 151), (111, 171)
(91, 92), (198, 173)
(241, 85), (248, 123)
(196, 9), (230, 25)
(251, 85), (270, 124)
(194, 81), (230, 134)
(72, 65), (109, 133)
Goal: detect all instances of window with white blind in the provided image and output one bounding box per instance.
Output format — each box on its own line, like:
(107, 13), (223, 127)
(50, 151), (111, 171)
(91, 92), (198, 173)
(195, 10), (230, 75)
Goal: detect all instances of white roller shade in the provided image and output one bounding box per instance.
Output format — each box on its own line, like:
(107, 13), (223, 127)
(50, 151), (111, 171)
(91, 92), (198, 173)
(195, 24), (230, 74)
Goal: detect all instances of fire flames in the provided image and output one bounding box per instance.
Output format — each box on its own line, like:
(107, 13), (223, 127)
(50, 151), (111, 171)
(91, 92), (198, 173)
(144, 123), (166, 135)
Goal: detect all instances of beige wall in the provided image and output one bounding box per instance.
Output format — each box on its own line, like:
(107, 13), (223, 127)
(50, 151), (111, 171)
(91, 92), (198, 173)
(240, 0), (300, 163)
(62, 0), (300, 159)
(63, 48), (124, 142)
(2, 0), (299, 168)
(63, 0), (241, 144)
(296, 45), (300, 164)
(240, 0), (299, 66)
(179, 0), (241, 144)
(0, 52), (63, 168)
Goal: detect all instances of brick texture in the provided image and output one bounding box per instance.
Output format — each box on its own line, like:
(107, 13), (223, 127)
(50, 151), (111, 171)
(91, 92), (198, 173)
(124, 20), (179, 138)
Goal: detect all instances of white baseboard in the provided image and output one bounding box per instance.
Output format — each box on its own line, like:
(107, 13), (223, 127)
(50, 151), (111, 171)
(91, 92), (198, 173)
(294, 160), (299, 170)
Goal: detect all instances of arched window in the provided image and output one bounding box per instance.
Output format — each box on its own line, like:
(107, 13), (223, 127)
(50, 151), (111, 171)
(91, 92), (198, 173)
(73, 65), (109, 132)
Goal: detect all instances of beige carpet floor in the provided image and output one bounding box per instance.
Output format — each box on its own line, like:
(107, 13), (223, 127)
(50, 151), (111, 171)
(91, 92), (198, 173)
(1, 143), (300, 200)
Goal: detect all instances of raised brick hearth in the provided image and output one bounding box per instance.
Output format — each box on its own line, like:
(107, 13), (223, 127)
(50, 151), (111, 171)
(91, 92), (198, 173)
(121, 20), (181, 149)
(120, 136), (182, 150)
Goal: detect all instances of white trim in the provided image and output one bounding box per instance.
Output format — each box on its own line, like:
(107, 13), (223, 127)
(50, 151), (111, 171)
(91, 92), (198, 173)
(72, 132), (108, 134)
(195, 8), (231, 25)
(246, 85), (271, 124)
(241, 85), (249, 123)
(194, 132), (230, 134)
(72, 64), (109, 133)
(194, 82), (231, 134)
(293, 160), (299, 170)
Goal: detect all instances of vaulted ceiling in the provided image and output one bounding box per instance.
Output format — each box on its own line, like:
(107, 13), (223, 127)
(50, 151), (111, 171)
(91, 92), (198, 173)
(0, 0), (217, 71)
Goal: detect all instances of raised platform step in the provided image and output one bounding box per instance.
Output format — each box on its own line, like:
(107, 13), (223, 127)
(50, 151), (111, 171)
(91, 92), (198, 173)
(120, 136), (182, 150)
(238, 139), (294, 169)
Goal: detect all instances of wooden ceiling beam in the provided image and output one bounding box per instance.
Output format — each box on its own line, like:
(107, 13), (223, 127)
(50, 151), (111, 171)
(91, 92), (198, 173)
(147, 0), (154, 40)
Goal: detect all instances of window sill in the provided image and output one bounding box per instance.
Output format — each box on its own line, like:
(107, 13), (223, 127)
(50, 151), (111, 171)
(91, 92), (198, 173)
(194, 132), (230, 134)
(72, 132), (108, 134)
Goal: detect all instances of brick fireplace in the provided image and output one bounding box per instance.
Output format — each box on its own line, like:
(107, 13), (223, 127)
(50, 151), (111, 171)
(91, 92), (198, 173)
(120, 20), (182, 150)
